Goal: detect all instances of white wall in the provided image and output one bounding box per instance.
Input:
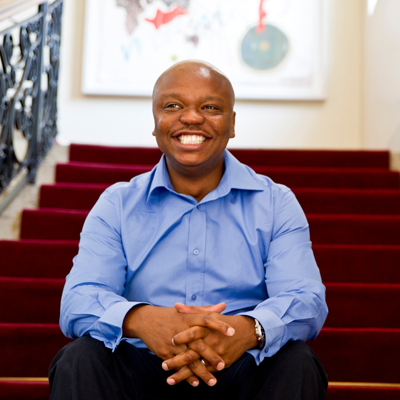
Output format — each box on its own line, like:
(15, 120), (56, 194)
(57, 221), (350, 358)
(363, 0), (400, 151)
(57, 0), (364, 150)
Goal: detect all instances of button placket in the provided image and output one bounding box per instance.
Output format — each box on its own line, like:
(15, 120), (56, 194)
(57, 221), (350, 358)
(186, 206), (206, 305)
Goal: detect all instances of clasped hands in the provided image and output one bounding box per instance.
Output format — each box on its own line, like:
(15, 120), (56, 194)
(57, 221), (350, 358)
(123, 302), (257, 388)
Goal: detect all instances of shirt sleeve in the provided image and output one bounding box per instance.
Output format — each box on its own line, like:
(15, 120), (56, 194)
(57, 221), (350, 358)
(59, 188), (148, 351)
(240, 189), (328, 364)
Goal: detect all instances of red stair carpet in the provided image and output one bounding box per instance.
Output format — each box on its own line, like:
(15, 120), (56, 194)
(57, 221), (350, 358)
(1, 143), (400, 399)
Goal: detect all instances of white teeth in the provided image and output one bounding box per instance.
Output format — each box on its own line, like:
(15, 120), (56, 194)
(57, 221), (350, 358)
(177, 135), (206, 145)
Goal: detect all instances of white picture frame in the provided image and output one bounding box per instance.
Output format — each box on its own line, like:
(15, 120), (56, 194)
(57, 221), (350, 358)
(81, 0), (327, 100)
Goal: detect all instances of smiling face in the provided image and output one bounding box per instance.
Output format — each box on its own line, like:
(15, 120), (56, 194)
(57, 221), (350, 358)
(152, 61), (236, 179)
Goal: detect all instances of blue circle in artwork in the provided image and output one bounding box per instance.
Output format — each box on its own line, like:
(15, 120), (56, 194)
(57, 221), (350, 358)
(241, 24), (289, 70)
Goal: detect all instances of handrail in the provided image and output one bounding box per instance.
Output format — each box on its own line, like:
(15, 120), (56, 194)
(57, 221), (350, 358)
(0, 0), (46, 21)
(0, 0), (63, 214)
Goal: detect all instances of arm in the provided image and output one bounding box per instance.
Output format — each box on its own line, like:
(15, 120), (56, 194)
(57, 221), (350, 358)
(60, 187), (144, 350)
(241, 189), (328, 364)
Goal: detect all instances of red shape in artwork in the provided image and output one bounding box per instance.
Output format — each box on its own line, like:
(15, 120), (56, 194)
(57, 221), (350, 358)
(145, 7), (187, 29)
(257, 0), (267, 33)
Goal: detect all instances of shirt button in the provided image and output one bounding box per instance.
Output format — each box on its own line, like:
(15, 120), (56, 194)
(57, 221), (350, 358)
(193, 249), (199, 255)
(191, 294), (197, 301)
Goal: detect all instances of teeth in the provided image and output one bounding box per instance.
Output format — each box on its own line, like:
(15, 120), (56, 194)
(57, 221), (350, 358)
(177, 135), (206, 145)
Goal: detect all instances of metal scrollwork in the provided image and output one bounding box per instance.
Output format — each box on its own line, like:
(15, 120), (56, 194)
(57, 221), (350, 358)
(0, 0), (63, 194)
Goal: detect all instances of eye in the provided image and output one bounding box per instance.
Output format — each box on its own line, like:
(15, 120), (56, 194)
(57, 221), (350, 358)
(204, 105), (219, 110)
(165, 103), (181, 109)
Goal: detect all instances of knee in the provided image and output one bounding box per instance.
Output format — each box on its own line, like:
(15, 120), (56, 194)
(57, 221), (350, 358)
(49, 336), (109, 377)
(277, 341), (327, 383)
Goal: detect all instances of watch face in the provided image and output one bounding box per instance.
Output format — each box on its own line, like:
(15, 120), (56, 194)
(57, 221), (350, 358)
(254, 319), (265, 348)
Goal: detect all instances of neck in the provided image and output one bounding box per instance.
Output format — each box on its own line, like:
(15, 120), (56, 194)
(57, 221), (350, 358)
(166, 159), (225, 202)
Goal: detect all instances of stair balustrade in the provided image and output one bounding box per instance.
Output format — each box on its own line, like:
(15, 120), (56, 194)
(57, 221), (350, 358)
(0, 0), (63, 214)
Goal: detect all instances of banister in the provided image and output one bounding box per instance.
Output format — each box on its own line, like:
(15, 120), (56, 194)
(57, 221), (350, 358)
(0, 0), (46, 21)
(0, 0), (63, 214)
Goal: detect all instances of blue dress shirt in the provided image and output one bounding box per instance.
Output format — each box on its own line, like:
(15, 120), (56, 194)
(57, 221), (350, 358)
(60, 150), (328, 365)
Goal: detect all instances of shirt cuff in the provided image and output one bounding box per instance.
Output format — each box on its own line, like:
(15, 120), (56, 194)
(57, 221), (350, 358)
(91, 301), (149, 351)
(239, 308), (285, 364)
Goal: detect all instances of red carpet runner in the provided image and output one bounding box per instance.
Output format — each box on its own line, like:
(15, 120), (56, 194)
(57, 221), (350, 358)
(1, 144), (400, 399)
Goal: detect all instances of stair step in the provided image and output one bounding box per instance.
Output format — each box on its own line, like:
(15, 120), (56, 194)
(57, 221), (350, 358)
(308, 327), (400, 383)
(2, 240), (399, 283)
(309, 214), (400, 245)
(0, 278), (64, 323)
(39, 183), (108, 210)
(0, 240), (77, 278)
(39, 183), (400, 215)
(69, 144), (390, 169)
(20, 209), (88, 241)
(55, 162), (400, 189)
(19, 209), (400, 245)
(314, 244), (400, 283)
(294, 188), (400, 214)
(1, 277), (398, 328)
(0, 323), (71, 377)
(327, 384), (400, 400)
(324, 283), (400, 328)
(1, 381), (399, 400)
(0, 380), (49, 400)
(55, 162), (153, 184)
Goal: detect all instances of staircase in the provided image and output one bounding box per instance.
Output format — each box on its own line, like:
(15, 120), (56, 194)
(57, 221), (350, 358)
(1, 143), (400, 399)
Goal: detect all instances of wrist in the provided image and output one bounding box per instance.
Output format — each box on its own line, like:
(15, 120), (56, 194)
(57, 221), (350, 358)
(122, 304), (151, 338)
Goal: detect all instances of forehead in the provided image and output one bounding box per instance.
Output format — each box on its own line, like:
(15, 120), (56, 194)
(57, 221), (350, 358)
(153, 64), (234, 104)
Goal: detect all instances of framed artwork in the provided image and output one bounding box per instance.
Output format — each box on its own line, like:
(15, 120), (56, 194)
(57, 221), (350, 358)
(81, 0), (326, 100)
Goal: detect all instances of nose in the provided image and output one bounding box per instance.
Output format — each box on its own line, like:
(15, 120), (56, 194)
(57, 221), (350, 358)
(179, 107), (205, 124)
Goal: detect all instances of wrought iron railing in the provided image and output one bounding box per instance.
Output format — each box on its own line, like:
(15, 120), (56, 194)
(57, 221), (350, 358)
(0, 0), (62, 210)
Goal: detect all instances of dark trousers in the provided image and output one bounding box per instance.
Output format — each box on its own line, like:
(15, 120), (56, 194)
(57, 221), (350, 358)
(49, 336), (327, 400)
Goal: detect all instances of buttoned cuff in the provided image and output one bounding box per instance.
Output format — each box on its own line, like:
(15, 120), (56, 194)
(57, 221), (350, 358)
(239, 308), (285, 365)
(90, 301), (149, 351)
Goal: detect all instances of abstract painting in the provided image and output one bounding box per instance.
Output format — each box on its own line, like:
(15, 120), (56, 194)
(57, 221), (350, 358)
(82, 0), (326, 99)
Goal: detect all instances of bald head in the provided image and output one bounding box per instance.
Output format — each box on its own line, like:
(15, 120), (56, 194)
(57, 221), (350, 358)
(152, 60), (235, 109)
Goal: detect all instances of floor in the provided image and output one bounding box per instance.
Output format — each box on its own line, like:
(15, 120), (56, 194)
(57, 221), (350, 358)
(0, 144), (69, 240)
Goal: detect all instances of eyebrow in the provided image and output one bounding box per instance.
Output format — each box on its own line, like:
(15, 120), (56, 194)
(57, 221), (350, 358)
(159, 93), (225, 103)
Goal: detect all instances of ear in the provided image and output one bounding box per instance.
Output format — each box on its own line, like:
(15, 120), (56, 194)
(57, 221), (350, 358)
(152, 130), (156, 136)
(230, 111), (236, 139)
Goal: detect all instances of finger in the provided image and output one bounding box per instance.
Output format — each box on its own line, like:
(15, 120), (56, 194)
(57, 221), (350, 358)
(167, 361), (217, 387)
(172, 326), (210, 346)
(165, 338), (225, 372)
(186, 374), (200, 387)
(175, 302), (226, 314)
(185, 313), (235, 337)
(162, 348), (200, 372)
(184, 339), (225, 371)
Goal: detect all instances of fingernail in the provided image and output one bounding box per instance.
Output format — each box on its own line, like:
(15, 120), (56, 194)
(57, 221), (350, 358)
(227, 327), (235, 336)
(208, 378), (217, 386)
(217, 362), (225, 371)
(162, 362), (169, 371)
(192, 380), (199, 387)
(167, 378), (176, 386)
(171, 338), (175, 346)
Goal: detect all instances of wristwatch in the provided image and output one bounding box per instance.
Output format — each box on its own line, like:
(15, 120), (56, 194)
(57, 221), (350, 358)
(254, 319), (265, 348)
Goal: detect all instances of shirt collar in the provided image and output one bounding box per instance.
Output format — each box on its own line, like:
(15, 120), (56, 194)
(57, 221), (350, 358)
(147, 150), (264, 203)
(222, 150), (265, 192)
(147, 155), (174, 199)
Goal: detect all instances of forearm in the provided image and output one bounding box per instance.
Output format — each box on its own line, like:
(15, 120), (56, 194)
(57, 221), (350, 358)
(60, 283), (145, 350)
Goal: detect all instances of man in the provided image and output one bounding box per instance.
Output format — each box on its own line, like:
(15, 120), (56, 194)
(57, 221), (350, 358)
(49, 60), (328, 399)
